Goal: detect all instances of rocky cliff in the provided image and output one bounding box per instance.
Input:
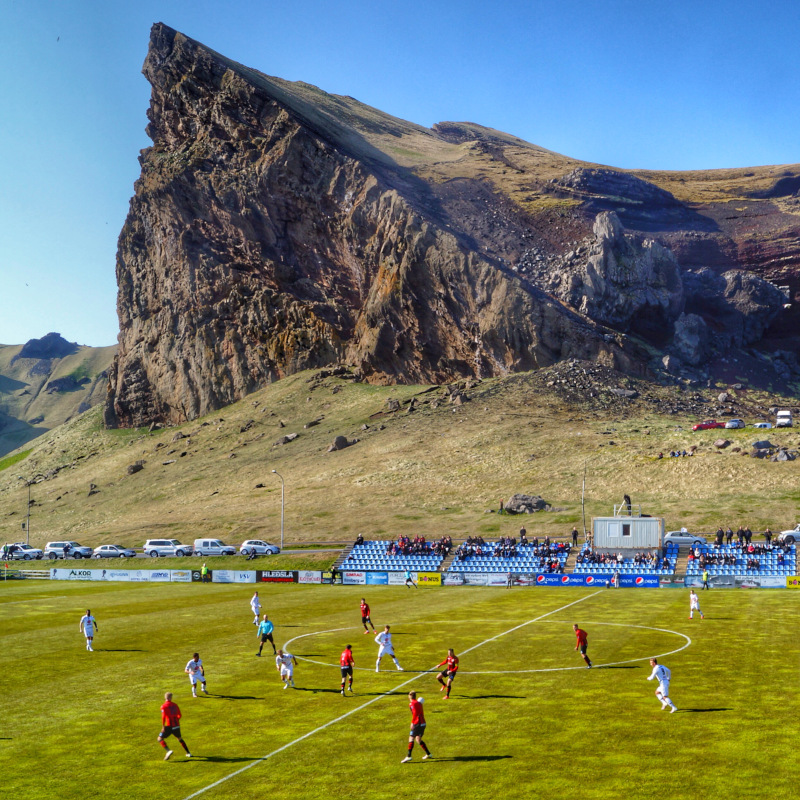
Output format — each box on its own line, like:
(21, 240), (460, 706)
(106, 24), (800, 427)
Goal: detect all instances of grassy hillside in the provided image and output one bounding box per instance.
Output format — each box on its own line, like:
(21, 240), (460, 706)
(0, 342), (116, 458)
(1, 365), (799, 550)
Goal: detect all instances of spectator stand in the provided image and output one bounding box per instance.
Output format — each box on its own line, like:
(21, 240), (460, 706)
(449, 538), (571, 575)
(342, 538), (448, 574)
(684, 542), (795, 584)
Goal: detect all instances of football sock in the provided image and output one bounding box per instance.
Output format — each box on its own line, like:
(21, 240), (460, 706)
(179, 739), (190, 753)
(159, 740), (169, 750)
(421, 742), (430, 755)
(376, 659), (381, 671)
(407, 743), (414, 754)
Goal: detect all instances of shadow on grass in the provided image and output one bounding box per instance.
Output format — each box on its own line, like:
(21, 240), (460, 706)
(97, 649), (144, 652)
(208, 694), (258, 701)
(431, 755), (513, 763)
(469, 694), (526, 700)
(681, 708), (731, 713)
(183, 756), (260, 763)
(599, 665), (640, 670)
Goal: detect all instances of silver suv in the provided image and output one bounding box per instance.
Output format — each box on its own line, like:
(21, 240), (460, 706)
(777, 525), (800, 545)
(664, 531), (708, 547)
(44, 541), (94, 559)
(3, 543), (44, 560)
(143, 538), (192, 557)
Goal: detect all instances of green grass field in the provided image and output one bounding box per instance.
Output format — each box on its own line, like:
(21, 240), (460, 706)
(2, 580), (797, 800)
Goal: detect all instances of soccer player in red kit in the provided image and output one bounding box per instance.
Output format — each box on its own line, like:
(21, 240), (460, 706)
(340, 644), (355, 695)
(158, 692), (192, 760)
(573, 623), (592, 668)
(360, 598), (375, 634)
(435, 648), (459, 699)
(401, 691), (432, 763)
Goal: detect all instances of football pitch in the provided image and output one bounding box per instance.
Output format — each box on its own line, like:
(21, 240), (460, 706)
(1, 581), (796, 800)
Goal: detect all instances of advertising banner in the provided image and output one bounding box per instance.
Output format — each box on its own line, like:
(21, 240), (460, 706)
(511, 574), (538, 586)
(105, 569), (131, 582)
(620, 575), (660, 588)
(149, 570), (171, 582)
(387, 572), (411, 586)
(486, 573), (508, 586)
(297, 571), (323, 585)
(685, 574), (785, 589)
(212, 569), (234, 583)
(258, 570), (297, 584)
(321, 571), (334, 585)
(365, 572), (389, 585)
(787, 576), (800, 588)
(417, 572), (441, 587)
(342, 571), (366, 585)
(233, 571), (257, 584)
(128, 570), (151, 582)
(192, 570), (212, 583)
(462, 573), (489, 586)
(171, 570), (192, 583)
(443, 573), (465, 586)
(50, 568), (98, 581)
(535, 574), (566, 586)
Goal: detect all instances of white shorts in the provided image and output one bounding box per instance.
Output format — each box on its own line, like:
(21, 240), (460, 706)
(251, 607), (260, 616)
(280, 666), (293, 679)
(188, 673), (205, 684)
(83, 628), (95, 638)
(657, 680), (670, 697)
(378, 646), (395, 658)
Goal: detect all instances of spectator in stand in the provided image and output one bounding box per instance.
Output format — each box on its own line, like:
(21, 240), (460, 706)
(736, 526), (745, 546)
(744, 526), (752, 545)
(764, 528), (772, 545)
(715, 527), (724, 546)
(572, 527), (579, 546)
(355, 534), (364, 546)
(725, 526), (734, 545)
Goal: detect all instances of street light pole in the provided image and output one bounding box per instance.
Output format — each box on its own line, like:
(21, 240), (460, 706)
(271, 470), (285, 551)
(17, 477), (31, 545)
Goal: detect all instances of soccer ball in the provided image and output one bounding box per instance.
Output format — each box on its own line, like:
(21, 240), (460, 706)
(418, 697), (424, 703)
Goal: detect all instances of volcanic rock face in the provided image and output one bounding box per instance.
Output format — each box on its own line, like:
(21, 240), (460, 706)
(105, 24), (638, 427)
(106, 24), (800, 428)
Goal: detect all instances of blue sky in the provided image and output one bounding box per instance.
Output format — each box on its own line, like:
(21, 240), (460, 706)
(1, 0), (797, 347)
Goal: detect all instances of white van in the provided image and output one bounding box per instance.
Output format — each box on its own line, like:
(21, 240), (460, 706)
(193, 538), (236, 556)
(776, 410), (793, 427)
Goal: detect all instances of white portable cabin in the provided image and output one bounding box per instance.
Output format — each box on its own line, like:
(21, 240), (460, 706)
(591, 504), (664, 551)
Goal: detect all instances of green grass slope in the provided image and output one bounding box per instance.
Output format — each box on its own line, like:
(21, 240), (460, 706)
(0, 365), (799, 551)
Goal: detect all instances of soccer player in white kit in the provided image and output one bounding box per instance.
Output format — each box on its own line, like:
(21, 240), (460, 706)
(185, 653), (209, 697)
(647, 658), (677, 712)
(375, 625), (404, 672)
(250, 592), (261, 625)
(79, 609), (98, 651)
(689, 589), (704, 619)
(275, 649), (297, 689)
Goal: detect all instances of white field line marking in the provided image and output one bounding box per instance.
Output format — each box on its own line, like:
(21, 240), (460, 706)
(0, 595), (69, 606)
(289, 620), (692, 674)
(180, 591), (602, 800)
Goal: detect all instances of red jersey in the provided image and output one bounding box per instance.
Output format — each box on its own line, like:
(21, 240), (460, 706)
(575, 628), (588, 647)
(161, 700), (181, 727)
(360, 602), (370, 617)
(437, 654), (459, 673)
(409, 699), (425, 726)
(340, 648), (354, 667)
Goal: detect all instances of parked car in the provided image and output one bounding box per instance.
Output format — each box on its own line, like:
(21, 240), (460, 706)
(93, 544), (137, 559)
(44, 541), (94, 560)
(4, 543), (44, 560)
(777, 525), (800, 545)
(776, 410), (793, 427)
(193, 538), (236, 557)
(143, 539), (192, 558)
(664, 530), (707, 547)
(753, 422), (773, 429)
(692, 420), (725, 431)
(239, 539), (280, 556)
(725, 419), (746, 429)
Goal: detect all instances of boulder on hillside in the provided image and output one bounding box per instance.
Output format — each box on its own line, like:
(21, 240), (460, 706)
(671, 313), (710, 366)
(328, 435), (357, 452)
(274, 433), (299, 446)
(713, 439), (730, 449)
(504, 494), (550, 514)
(752, 439), (775, 449)
(127, 462), (145, 475)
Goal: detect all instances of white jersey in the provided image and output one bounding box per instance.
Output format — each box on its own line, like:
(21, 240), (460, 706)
(79, 615), (97, 635)
(185, 658), (204, 676)
(690, 594), (700, 609)
(276, 653), (294, 670)
(648, 664), (671, 684)
(375, 631), (394, 654)
(250, 595), (261, 612)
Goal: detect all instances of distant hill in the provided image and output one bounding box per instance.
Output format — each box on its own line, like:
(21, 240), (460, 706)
(0, 333), (116, 457)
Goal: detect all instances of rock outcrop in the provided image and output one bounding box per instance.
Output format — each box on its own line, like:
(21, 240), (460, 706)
(105, 24), (640, 427)
(104, 24), (800, 428)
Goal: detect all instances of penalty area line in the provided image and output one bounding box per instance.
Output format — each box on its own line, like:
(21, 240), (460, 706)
(179, 589), (602, 800)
